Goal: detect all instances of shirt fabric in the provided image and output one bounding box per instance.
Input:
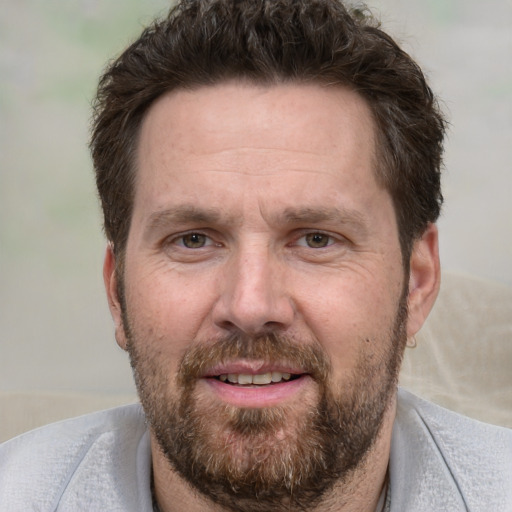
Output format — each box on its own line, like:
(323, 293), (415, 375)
(1, 388), (511, 511)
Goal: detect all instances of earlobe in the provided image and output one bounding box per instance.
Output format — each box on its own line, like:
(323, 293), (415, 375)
(103, 244), (128, 351)
(406, 223), (440, 337)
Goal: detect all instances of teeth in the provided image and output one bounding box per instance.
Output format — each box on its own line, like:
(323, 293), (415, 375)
(218, 371), (293, 385)
(253, 372), (272, 385)
(272, 371), (290, 382)
(238, 374), (253, 385)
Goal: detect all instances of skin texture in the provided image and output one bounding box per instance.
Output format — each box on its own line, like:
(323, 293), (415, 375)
(104, 82), (440, 511)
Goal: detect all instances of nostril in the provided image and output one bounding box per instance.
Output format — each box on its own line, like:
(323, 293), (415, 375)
(215, 319), (238, 332)
(215, 320), (285, 337)
(262, 321), (288, 332)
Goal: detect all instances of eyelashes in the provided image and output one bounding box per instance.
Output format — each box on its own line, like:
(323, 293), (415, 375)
(295, 232), (335, 248)
(168, 230), (343, 250)
(178, 233), (211, 249)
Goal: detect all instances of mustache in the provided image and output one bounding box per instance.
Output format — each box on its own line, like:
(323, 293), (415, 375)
(177, 332), (331, 386)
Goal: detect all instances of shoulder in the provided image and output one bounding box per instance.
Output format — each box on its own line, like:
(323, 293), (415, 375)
(397, 387), (512, 457)
(0, 403), (152, 511)
(391, 388), (512, 511)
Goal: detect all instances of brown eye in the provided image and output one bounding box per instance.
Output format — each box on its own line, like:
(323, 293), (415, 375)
(305, 233), (331, 248)
(181, 233), (208, 248)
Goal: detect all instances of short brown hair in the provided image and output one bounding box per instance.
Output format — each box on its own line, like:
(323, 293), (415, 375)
(91, 0), (446, 263)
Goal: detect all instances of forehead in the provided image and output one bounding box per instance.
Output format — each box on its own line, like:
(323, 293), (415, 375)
(137, 81), (377, 169)
(132, 81), (390, 229)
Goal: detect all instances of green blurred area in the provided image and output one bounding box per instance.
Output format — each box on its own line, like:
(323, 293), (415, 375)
(1, 1), (170, 269)
(0, 1), (171, 392)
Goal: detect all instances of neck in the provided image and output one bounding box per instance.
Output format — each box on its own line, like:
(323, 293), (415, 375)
(152, 398), (396, 512)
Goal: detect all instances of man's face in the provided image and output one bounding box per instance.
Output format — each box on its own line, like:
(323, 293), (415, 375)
(106, 82), (424, 510)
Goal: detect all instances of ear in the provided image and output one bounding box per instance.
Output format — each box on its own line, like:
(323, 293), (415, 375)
(103, 244), (128, 351)
(406, 223), (440, 337)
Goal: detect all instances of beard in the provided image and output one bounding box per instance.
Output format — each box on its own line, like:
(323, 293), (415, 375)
(124, 295), (408, 512)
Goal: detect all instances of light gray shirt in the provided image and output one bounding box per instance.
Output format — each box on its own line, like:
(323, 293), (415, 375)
(1, 389), (511, 511)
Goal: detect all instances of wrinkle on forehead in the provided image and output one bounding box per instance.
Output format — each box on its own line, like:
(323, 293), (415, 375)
(177, 165), (356, 178)
(183, 145), (334, 158)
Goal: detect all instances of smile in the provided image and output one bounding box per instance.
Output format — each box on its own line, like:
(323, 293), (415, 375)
(217, 371), (297, 385)
(202, 370), (311, 408)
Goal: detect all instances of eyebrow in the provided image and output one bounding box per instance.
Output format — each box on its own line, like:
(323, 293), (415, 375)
(143, 204), (369, 237)
(146, 205), (227, 232)
(279, 206), (369, 232)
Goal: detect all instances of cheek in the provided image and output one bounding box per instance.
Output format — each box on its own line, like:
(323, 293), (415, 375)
(123, 266), (220, 354)
(296, 273), (402, 370)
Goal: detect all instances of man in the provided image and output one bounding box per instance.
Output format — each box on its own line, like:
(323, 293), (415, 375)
(0, 0), (510, 510)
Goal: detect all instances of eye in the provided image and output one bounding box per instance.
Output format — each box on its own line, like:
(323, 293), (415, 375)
(179, 233), (211, 248)
(296, 232), (334, 248)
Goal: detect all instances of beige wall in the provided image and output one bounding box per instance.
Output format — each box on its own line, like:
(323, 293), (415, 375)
(1, 0), (511, 393)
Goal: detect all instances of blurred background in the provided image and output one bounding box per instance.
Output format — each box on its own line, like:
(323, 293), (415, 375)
(1, 0), (511, 394)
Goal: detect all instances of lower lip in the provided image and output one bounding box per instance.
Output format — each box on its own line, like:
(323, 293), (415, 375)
(202, 375), (312, 408)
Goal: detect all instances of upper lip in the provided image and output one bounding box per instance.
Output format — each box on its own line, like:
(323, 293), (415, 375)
(202, 360), (306, 377)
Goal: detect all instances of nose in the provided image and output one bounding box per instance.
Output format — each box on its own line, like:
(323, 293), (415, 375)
(212, 246), (295, 335)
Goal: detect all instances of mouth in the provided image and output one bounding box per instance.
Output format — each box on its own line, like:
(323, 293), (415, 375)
(200, 363), (312, 407)
(216, 371), (301, 386)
